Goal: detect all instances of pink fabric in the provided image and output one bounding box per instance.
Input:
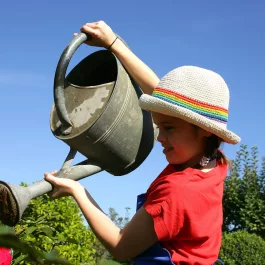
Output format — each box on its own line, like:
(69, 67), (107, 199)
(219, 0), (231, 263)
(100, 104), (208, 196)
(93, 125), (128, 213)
(0, 247), (12, 265)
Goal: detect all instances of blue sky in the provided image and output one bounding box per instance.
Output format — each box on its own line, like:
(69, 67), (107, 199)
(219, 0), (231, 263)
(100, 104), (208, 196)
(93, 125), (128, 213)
(0, 1), (264, 218)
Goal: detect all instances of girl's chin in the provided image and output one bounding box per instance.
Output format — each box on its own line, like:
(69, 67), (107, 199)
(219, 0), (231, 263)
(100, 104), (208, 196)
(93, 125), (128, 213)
(164, 152), (187, 166)
(165, 154), (180, 165)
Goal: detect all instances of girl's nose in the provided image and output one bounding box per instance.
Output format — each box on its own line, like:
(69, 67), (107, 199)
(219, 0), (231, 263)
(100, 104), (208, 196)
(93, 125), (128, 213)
(157, 129), (166, 143)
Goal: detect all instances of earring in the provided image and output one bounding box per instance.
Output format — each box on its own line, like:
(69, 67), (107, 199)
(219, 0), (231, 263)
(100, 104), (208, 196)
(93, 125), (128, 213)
(199, 156), (210, 167)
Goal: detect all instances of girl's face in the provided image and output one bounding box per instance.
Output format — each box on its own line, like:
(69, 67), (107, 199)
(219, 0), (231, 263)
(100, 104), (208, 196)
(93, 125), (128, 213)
(152, 112), (211, 168)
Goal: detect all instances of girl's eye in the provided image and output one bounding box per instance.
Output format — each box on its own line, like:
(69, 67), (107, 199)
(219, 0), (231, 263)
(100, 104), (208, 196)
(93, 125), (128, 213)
(164, 126), (174, 131)
(155, 125), (174, 131)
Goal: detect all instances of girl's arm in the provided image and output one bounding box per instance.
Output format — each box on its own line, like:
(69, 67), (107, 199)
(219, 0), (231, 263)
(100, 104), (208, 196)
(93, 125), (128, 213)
(75, 188), (158, 261)
(78, 21), (160, 95)
(44, 173), (158, 261)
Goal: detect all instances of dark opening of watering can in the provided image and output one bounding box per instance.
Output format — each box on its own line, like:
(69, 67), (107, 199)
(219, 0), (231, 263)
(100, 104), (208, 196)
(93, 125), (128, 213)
(51, 50), (117, 138)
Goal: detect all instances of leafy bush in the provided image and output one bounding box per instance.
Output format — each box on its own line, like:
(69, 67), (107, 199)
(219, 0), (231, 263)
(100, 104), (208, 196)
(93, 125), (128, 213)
(0, 225), (71, 264)
(98, 260), (122, 265)
(220, 231), (265, 265)
(223, 145), (265, 238)
(13, 191), (98, 264)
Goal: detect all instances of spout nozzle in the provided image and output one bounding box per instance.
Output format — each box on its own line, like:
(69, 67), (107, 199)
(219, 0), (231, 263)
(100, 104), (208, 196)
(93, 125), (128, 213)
(0, 181), (19, 227)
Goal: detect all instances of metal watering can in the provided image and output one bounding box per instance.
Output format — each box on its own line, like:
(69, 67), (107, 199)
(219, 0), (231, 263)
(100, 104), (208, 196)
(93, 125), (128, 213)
(0, 33), (157, 227)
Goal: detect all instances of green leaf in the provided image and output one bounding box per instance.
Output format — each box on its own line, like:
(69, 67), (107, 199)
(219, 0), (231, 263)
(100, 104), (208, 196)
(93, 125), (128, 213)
(0, 225), (13, 234)
(98, 260), (122, 265)
(41, 226), (54, 237)
(25, 226), (37, 234)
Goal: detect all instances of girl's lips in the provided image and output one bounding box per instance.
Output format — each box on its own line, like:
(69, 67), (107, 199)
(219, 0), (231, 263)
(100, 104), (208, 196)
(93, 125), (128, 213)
(163, 147), (174, 154)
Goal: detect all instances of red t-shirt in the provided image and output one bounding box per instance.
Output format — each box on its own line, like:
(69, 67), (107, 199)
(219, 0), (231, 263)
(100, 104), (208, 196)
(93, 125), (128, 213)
(143, 162), (227, 265)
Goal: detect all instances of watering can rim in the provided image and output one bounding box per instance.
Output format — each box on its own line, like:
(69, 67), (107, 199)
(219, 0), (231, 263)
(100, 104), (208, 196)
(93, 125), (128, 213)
(50, 49), (130, 140)
(53, 33), (135, 136)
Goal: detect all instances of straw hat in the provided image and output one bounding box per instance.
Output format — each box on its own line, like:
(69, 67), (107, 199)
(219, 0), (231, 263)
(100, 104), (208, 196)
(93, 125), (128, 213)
(139, 66), (240, 144)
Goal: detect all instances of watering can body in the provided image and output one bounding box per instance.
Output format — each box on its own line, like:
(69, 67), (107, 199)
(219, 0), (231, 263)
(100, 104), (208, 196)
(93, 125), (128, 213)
(50, 38), (157, 176)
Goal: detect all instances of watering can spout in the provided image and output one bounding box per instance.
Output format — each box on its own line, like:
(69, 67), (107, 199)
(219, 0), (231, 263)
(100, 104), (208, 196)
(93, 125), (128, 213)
(0, 148), (102, 227)
(0, 182), (29, 227)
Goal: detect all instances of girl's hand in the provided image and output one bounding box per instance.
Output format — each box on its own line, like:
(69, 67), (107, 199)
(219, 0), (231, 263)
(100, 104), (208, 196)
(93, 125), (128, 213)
(44, 171), (84, 199)
(75, 20), (117, 49)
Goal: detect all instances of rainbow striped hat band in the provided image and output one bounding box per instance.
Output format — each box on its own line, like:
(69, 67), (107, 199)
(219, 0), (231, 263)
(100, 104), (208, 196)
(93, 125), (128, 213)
(139, 66), (240, 144)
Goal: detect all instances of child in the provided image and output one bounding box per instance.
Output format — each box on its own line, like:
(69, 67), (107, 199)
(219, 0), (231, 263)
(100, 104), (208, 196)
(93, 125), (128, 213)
(44, 21), (240, 265)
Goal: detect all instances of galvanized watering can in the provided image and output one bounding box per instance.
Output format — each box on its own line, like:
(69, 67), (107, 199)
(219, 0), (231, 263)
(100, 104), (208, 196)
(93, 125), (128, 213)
(0, 33), (157, 227)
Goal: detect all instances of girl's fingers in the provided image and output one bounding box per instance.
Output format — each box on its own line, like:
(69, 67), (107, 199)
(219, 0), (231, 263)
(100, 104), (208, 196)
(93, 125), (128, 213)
(81, 25), (96, 35)
(44, 173), (59, 185)
(51, 170), (58, 175)
(48, 190), (58, 199)
(85, 22), (98, 28)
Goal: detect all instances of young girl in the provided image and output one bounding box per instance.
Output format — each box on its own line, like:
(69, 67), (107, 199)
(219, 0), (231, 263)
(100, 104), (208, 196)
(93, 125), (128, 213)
(44, 21), (240, 265)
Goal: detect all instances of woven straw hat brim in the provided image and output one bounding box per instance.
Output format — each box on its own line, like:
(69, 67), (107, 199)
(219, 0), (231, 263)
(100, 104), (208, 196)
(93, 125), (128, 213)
(139, 94), (241, 145)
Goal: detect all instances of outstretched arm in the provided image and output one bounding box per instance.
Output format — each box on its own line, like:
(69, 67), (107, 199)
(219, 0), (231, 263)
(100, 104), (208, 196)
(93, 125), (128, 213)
(44, 173), (158, 261)
(77, 21), (160, 95)
(75, 188), (158, 261)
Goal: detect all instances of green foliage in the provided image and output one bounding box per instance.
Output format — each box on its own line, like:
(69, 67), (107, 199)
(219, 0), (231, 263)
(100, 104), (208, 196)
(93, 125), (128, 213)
(220, 231), (265, 265)
(0, 225), (71, 264)
(223, 145), (265, 238)
(12, 190), (98, 264)
(1, 183), (132, 265)
(108, 207), (131, 229)
(98, 260), (122, 265)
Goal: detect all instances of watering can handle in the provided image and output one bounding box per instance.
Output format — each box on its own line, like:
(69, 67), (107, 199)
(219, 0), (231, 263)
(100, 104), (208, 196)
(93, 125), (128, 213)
(54, 33), (91, 135)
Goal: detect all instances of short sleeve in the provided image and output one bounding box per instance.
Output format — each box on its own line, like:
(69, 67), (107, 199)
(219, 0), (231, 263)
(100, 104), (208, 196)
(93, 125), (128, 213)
(143, 179), (185, 241)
